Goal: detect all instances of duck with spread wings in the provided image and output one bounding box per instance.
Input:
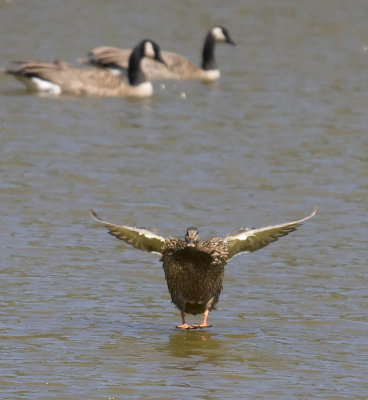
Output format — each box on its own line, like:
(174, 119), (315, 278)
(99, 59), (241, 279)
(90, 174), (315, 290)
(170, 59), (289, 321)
(90, 207), (317, 329)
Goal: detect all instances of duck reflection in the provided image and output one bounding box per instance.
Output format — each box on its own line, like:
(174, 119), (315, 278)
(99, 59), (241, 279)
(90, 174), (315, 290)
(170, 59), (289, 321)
(164, 330), (224, 362)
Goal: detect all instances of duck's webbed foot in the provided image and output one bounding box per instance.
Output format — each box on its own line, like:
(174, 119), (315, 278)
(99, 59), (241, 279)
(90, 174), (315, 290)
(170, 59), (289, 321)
(176, 309), (213, 329)
(189, 309), (212, 329)
(188, 323), (212, 329)
(176, 322), (190, 329)
(176, 310), (190, 329)
(198, 322), (212, 329)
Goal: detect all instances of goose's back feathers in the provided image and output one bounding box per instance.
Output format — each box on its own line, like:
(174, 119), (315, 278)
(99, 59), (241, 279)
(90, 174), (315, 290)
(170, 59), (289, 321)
(143, 51), (200, 79)
(83, 47), (201, 80)
(82, 46), (132, 75)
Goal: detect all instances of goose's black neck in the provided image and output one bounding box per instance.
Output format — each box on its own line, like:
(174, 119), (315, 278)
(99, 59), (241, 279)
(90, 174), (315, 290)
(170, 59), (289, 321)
(128, 45), (146, 86)
(201, 33), (217, 71)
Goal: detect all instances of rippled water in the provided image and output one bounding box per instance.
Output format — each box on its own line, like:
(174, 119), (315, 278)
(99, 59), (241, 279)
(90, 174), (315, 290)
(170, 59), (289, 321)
(1, 0), (367, 399)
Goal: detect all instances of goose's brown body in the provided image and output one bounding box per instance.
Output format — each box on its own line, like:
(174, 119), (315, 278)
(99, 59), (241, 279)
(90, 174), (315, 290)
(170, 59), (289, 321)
(2, 40), (165, 97)
(162, 237), (228, 315)
(81, 26), (236, 81)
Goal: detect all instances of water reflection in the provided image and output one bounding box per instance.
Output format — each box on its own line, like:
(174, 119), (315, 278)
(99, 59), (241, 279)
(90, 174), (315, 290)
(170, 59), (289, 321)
(165, 330), (223, 361)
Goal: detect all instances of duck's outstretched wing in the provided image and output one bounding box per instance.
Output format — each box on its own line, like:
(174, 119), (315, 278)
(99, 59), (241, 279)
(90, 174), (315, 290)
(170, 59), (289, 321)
(225, 207), (317, 261)
(90, 209), (165, 254)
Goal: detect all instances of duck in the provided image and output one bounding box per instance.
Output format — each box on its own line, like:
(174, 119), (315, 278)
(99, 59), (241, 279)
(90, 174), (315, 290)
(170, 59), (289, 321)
(89, 207), (317, 329)
(1, 40), (166, 97)
(81, 26), (236, 81)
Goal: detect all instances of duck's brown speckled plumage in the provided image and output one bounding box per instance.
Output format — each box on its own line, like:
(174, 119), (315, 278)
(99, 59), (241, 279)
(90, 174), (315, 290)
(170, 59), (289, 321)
(89, 207), (317, 329)
(162, 237), (228, 314)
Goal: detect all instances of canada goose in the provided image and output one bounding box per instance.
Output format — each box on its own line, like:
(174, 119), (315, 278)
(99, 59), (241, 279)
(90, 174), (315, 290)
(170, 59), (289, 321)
(81, 26), (236, 81)
(90, 207), (317, 329)
(2, 40), (166, 97)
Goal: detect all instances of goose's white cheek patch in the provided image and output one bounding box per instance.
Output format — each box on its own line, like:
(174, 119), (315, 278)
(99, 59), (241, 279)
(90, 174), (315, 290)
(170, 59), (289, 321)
(144, 41), (155, 58)
(212, 27), (226, 41)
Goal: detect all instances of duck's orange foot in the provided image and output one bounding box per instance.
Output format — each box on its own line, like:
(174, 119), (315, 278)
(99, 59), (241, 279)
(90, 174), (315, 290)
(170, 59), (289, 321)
(176, 323), (190, 329)
(199, 323), (212, 329)
(189, 323), (212, 329)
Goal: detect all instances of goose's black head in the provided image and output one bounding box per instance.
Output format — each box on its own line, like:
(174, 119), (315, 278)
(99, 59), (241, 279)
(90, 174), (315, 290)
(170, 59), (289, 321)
(202, 26), (235, 71)
(139, 39), (166, 65)
(128, 39), (166, 85)
(185, 227), (199, 247)
(211, 26), (236, 45)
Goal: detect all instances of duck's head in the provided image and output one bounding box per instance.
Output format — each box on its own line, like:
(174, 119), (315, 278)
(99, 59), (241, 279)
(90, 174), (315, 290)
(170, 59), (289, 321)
(185, 227), (199, 247)
(211, 26), (236, 45)
(140, 39), (167, 65)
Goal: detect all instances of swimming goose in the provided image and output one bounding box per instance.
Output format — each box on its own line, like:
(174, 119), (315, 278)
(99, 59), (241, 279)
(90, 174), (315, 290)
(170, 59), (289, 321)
(81, 26), (235, 81)
(90, 207), (317, 329)
(2, 40), (165, 97)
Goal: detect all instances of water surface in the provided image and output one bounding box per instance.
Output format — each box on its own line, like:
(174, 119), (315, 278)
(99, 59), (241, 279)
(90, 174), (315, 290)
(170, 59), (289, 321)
(0, 0), (367, 399)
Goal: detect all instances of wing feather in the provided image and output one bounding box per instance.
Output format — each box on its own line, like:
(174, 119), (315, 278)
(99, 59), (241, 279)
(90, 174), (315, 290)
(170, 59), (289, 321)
(225, 207), (317, 260)
(90, 209), (165, 254)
